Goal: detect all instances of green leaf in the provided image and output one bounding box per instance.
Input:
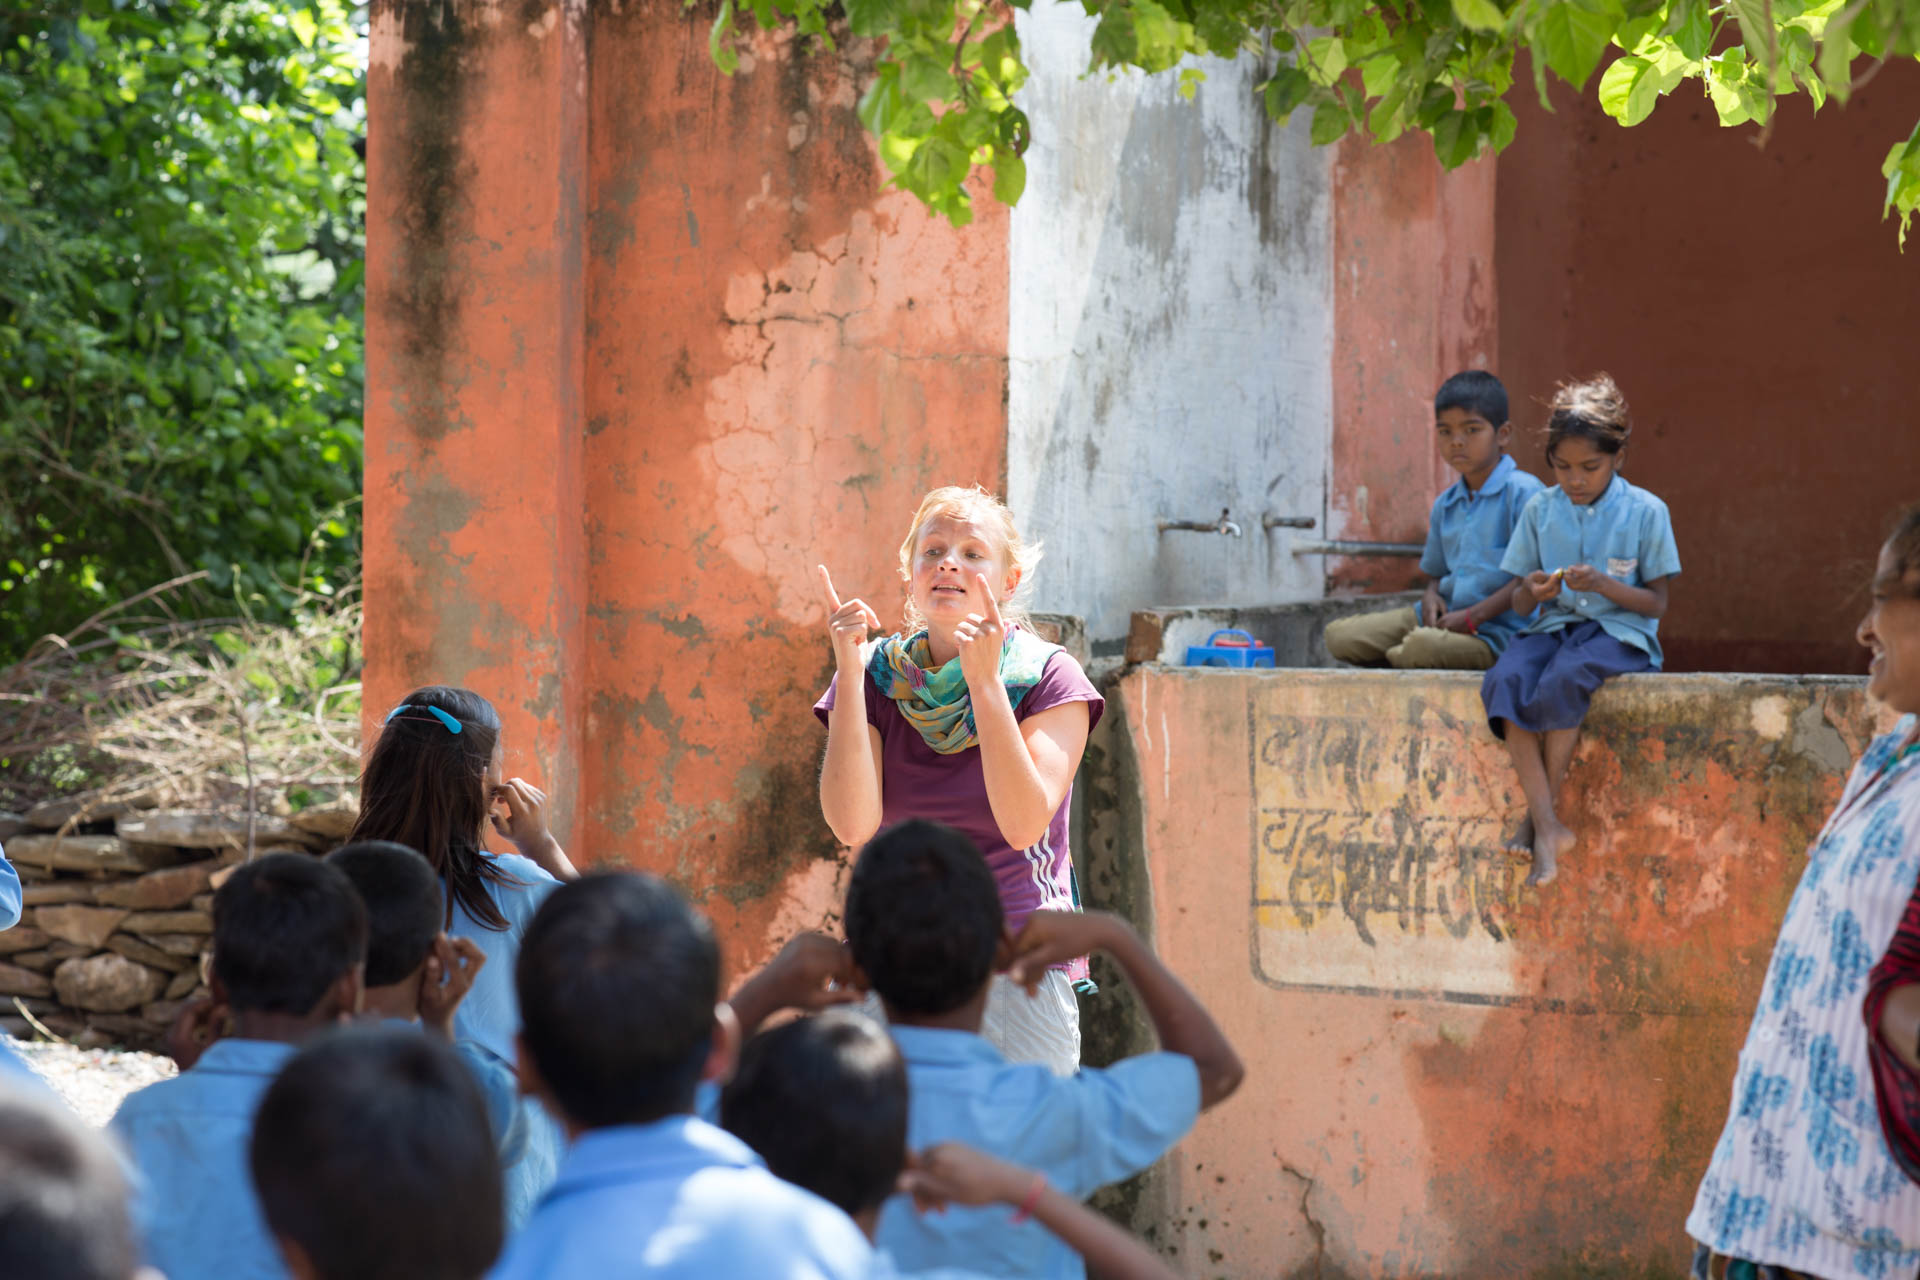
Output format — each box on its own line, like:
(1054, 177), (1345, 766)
(1431, 109), (1481, 166)
(1663, 0), (1712, 59)
(992, 150), (1026, 205)
(1597, 53), (1663, 124)
(1535, 0), (1622, 88)
(1263, 66), (1314, 121)
(1452, 0), (1508, 33)
(900, 53), (957, 103)
(1310, 100), (1351, 145)
(841, 0), (899, 38)
(288, 9), (318, 47)
(1306, 36), (1348, 84)
(1486, 99), (1519, 150)
(709, 0), (739, 76)
(1817, 0), (1865, 99)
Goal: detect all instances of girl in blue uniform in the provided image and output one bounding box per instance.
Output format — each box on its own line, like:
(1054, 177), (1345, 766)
(347, 685), (579, 1227)
(1482, 375), (1681, 886)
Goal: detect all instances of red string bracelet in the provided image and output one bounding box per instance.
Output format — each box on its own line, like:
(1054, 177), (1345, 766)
(1010, 1173), (1047, 1225)
(1464, 615), (1479, 635)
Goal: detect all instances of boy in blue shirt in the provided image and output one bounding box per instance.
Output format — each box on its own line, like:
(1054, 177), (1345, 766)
(250, 1025), (504, 1280)
(847, 819), (1244, 1280)
(325, 842), (537, 1225)
(1325, 370), (1543, 670)
(489, 873), (871, 1280)
(721, 1008), (1181, 1280)
(111, 852), (369, 1280)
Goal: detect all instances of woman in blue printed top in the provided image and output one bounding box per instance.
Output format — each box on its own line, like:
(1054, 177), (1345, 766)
(1481, 374), (1681, 887)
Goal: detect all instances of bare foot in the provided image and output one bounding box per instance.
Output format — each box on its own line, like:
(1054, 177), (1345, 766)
(1506, 815), (1535, 856)
(1526, 820), (1577, 886)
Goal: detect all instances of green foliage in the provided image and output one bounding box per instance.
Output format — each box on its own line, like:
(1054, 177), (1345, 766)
(705, 0), (1920, 240)
(0, 0), (365, 659)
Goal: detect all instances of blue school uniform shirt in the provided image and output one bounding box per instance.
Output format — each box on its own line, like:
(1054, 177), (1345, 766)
(376, 1018), (531, 1188)
(487, 1114), (872, 1279)
(1500, 474), (1682, 668)
(878, 1026), (1201, 1280)
(111, 1038), (296, 1280)
(447, 851), (566, 1230)
(1419, 454), (1546, 655)
(0, 842), (21, 931)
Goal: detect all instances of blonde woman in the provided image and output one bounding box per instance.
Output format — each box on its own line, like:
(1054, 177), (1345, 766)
(815, 486), (1102, 1074)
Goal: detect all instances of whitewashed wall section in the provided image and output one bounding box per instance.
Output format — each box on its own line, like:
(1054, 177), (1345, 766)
(1006, 4), (1335, 646)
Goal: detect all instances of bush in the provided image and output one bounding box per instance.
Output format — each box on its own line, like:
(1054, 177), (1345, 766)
(0, 0), (365, 659)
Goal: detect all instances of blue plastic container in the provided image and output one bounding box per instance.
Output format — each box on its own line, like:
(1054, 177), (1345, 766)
(1184, 628), (1275, 668)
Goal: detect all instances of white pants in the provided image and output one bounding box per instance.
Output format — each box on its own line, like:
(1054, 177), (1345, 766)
(856, 971), (1081, 1077)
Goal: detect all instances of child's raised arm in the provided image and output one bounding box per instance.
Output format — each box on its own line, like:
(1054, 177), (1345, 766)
(1006, 911), (1244, 1109)
(903, 1142), (1180, 1280)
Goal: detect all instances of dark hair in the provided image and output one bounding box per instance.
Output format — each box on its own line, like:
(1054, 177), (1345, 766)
(349, 685), (516, 932)
(1881, 504), (1920, 598)
(249, 1026), (503, 1280)
(719, 1011), (907, 1217)
(1544, 373), (1631, 461)
(325, 842), (442, 988)
(516, 873), (720, 1129)
(1434, 370), (1508, 426)
(213, 853), (368, 1016)
(845, 820), (1001, 1017)
(0, 1086), (138, 1280)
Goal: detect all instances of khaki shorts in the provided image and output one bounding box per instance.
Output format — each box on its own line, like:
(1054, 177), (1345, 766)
(1324, 604), (1494, 671)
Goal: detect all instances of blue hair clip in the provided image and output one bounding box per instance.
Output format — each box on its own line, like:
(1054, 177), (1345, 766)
(384, 703), (463, 735)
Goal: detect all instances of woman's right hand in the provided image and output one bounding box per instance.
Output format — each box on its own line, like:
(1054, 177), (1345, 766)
(817, 565), (881, 675)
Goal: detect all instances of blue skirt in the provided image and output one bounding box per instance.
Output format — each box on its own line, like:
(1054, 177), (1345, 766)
(1481, 621), (1651, 738)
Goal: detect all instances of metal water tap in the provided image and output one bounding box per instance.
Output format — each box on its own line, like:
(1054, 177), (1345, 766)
(1156, 508), (1242, 537)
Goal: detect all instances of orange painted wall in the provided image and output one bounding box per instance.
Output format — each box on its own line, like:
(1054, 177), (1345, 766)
(365, 3), (1007, 975)
(1082, 666), (1892, 1277)
(1327, 136), (1498, 594)
(1496, 56), (1920, 675)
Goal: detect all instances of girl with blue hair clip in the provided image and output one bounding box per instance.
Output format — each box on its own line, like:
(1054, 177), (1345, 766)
(347, 685), (577, 1228)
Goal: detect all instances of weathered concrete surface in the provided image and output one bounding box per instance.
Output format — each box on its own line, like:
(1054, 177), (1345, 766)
(1327, 134), (1497, 597)
(1007, 5), (1333, 643)
(1080, 666), (1895, 1277)
(1123, 593), (1422, 667)
(366, 3), (1007, 975)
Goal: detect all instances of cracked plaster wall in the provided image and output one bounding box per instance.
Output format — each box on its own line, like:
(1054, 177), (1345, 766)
(367, 3), (1010, 977)
(1081, 666), (1891, 1277)
(1006, 5), (1334, 646)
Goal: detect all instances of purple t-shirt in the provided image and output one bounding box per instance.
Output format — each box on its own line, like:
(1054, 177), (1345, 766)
(814, 649), (1105, 945)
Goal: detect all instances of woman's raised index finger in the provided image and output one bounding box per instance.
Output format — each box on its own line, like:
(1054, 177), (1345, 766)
(815, 564), (843, 612)
(973, 571), (1004, 625)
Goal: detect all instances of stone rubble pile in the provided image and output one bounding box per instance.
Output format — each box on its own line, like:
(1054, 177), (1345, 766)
(0, 794), (357, 1049)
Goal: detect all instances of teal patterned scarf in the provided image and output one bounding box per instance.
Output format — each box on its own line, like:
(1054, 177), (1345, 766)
(867, 626), (1060, 754)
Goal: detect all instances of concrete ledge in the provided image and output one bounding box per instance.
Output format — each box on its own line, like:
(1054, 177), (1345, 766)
(1078, 665), (1893, 1278)
(1124, 594), (1422, 667)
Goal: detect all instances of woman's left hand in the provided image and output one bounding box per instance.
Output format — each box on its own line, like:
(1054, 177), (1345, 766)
(955, 572), (1007, 691)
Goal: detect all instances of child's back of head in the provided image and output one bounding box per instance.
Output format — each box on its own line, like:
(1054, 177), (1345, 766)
(515, 872), (720, 1128)
(249, 1025), (504, 1280)
(0, 1083), (138, 1280)
(325, 841), (441, 987)
(1435, 369), (1509, 426)
(720, 1010), (907, 1221)
(214, 851), (368, 1019)
(846, 820), (1002, 1018)
(349, 684), (513, 930)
